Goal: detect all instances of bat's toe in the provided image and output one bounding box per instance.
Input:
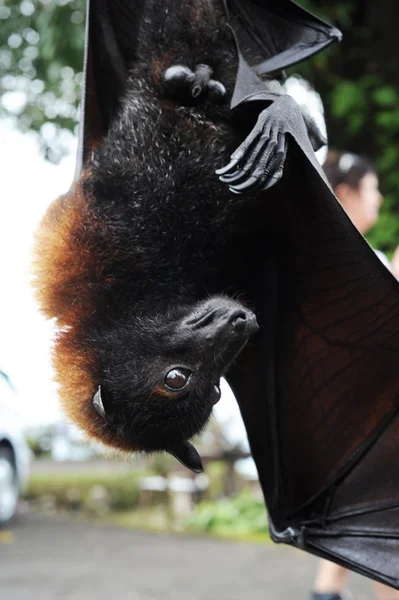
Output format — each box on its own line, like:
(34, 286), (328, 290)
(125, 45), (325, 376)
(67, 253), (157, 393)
(163, 64), (226, 104)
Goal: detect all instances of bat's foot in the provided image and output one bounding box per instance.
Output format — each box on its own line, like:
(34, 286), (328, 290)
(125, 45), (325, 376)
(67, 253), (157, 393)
(163, 64), (226, 103)
(216, 96), (304, 194)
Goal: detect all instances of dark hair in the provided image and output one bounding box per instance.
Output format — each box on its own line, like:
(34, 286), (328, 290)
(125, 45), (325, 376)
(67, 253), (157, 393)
(323, 150), (376, 191)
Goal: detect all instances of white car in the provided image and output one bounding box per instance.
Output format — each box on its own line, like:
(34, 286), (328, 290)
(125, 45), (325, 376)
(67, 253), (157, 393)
(0, 371), (31, 525)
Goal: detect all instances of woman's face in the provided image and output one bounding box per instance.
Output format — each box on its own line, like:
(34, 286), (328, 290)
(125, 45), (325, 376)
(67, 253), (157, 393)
(336, 173), (383, 234)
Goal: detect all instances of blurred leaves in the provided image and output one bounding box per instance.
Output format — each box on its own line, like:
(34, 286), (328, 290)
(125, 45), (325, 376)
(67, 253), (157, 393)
(373, 86), (399, 108)
(186, 489), (268, 538)
(0, 0), (85, 161)
(331, 81), (364, 118)
(25, 470), (149, 515)
(294, 0), (399, 253)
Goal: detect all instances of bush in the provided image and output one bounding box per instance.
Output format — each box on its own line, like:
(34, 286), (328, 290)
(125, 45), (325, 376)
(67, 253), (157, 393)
(186, 489), (268, 538)
(24, 470), (151, 516)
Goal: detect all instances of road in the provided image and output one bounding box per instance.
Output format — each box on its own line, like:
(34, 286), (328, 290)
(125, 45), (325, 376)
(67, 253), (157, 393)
(0, 513), (374, 600)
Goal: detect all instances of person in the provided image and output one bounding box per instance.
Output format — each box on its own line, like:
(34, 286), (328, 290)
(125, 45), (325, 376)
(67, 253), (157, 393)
(311, 149), (399, 600)
(324, 150), (385, 256)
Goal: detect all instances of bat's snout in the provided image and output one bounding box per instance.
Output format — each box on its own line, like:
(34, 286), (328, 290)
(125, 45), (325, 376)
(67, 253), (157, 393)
(227, 308), (259, 337)
(183, 297), (258, 345)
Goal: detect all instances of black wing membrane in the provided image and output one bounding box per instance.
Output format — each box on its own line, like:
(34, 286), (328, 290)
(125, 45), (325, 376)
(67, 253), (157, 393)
(77, 0), (399, 587)
(228, 144), (399, 589)
(76, 0), (145, 173)
(225, 0), (342, 76)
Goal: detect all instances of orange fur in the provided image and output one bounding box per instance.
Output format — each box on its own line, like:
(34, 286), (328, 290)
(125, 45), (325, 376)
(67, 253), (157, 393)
(53, 327), (138, 452)
(53, 328), (98, 436)
(32, 181), (92, 326)
(32, 178), (138, 452)
(32, 176), (119, 327)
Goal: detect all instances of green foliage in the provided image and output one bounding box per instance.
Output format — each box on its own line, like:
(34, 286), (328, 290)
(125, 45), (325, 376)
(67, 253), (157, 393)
(203, 460), (229, 500)
(26, 436), (51, 459)
(186, 489), (268, 538)
(25, 470), (150, 515)
(293, 1), (399, 253)
(373, 86), (399, 108)
(0, 0), (85, 160)
(25, 469), (267, 541)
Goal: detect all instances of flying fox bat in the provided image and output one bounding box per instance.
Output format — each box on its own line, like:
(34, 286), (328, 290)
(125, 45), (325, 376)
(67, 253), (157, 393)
(32, 0), (399, 589)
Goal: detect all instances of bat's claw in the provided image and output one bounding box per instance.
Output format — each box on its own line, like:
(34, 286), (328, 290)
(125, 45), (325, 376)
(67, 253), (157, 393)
(227, 167), (284, 194)
(217, 128), (287, 194)
(215, 158), (240, 176)
(262, 170), (284, 191)
(228, 176), (259, 192)
(217, 95), (310, 194)
(218, 169), (246, 184)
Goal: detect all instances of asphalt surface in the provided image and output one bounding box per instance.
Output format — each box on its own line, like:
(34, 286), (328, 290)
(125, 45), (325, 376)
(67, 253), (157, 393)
(0, 513), (374, 600)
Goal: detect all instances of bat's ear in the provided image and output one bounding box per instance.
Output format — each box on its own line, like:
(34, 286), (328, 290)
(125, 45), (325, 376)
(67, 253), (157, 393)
(169, 441), (204, 473)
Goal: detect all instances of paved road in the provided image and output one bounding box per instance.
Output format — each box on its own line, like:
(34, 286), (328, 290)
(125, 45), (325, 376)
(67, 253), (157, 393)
(0, 514), (374, 600)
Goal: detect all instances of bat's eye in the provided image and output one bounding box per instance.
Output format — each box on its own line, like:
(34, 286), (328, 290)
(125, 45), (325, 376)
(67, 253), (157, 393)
(165, 368), (192, 391)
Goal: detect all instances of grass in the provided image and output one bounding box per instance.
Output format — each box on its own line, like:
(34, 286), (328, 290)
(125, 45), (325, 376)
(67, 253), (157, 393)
(108, 508), (270, 544)
(24, 468), (270, 544)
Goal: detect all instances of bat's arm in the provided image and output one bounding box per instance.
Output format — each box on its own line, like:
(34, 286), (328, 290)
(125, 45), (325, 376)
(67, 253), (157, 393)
(217, 88), (326, 194)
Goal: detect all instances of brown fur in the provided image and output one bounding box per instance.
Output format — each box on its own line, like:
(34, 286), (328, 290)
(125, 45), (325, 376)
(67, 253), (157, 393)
(53, 327), (139, 452)
(32, 179), (93, 327)
(32, 179), (138, 452)
(32, 175), (126, 328)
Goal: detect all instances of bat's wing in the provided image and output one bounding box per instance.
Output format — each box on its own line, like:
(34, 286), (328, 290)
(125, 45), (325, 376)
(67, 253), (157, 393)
(226, 139), (399, 588)
(225, 0), (342, 77)
(73, 0), (399, 586)
(75, 0), (145, 177)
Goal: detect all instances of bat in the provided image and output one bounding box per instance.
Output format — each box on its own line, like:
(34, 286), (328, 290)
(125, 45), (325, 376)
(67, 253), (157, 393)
(32, 0), (399, 588)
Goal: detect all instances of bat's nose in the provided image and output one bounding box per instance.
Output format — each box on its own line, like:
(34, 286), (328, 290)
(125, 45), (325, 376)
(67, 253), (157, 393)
(227, 308), (259, 336)
(183, 298), (258, 339)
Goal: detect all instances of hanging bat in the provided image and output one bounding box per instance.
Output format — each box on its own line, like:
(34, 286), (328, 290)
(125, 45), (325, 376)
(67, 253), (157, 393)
(32, 0), (399, 589)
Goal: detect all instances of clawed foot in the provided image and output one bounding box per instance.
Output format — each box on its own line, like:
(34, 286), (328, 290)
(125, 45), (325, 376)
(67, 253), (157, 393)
(163, 64), (226, 103)
(216, 100), (292, 194)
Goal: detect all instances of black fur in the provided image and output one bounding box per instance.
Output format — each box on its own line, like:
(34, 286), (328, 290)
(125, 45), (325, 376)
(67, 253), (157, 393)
(61, 0), (275, 464)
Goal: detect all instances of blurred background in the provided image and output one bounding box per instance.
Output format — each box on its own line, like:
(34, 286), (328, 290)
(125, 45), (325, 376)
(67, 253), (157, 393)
(0, 1), (398, 598)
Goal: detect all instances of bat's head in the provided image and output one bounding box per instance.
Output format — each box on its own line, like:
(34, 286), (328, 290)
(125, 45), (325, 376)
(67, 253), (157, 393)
(58, 296), (257, 472)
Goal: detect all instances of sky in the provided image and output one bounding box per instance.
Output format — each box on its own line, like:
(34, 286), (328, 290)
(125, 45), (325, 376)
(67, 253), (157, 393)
(0, 120), (75, 426)
(0, 120), (250, 453)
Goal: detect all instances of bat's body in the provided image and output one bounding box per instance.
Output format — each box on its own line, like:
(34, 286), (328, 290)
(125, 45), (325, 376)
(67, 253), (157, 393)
(86, 71), (257, 306)
(33, 0), (399, 587)
(34, 0), (275, 468)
